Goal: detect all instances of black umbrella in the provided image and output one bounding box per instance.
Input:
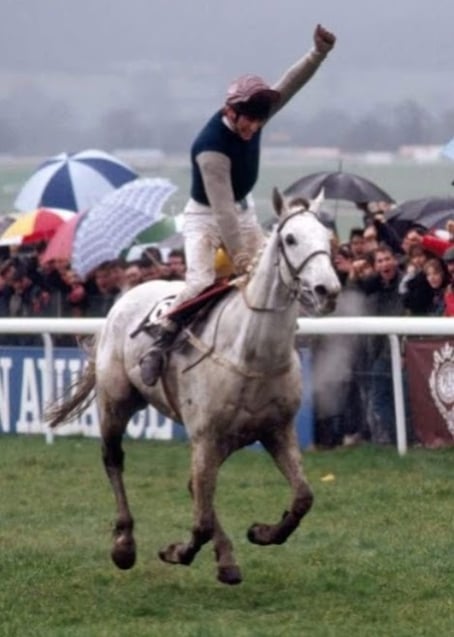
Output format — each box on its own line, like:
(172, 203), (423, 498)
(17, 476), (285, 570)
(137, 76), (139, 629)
(386, 196), (454, 235)
(263, 208), (337, 233)
(284, 171), (394, 204)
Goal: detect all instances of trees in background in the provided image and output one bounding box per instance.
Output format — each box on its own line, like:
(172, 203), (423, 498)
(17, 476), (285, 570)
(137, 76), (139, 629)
(0, 92), (451, 155)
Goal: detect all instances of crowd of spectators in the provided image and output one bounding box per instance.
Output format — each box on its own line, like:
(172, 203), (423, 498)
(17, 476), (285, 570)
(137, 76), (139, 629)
(310, 203), (454, 450)
(1, 207), (453, 449)
(0, 244), (186, 346)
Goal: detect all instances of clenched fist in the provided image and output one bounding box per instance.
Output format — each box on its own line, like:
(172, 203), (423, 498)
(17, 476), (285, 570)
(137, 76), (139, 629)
(314, 24), (336, 54)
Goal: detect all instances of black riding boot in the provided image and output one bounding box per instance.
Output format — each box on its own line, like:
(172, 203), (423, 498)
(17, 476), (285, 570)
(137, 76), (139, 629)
(140, 323), (178, 386)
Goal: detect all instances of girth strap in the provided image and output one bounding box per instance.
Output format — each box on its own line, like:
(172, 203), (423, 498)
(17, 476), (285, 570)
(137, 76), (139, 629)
(184, 329), (291, 379)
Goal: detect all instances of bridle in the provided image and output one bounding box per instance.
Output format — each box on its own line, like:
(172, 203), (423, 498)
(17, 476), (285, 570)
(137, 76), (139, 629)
(242, 208), (331, 312)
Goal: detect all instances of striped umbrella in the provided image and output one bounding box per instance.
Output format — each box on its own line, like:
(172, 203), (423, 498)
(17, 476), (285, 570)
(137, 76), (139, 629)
(14, 149), (138, 212)
(72, 177), (177, 278)
(0, 208), (76, 246)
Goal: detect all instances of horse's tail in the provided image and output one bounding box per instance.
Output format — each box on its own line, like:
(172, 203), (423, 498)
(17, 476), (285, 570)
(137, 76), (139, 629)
(45, 336), (97, 429)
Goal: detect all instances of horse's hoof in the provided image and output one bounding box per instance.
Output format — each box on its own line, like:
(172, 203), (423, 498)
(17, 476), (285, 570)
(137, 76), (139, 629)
(247, 523), (274, 545)
(217, 565), (242, 585)
(158, 543), (194, 566)
(111, 537), (136, 570)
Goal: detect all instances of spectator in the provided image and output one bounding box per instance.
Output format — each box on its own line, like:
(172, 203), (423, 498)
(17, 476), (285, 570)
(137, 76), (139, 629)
(362, 224), (379, 254)
(167, 248), (187, 280)
(122, 262), (143, 291)
(442, 247), (454, 316)
(400, 244), (433, 316)
(108, 259), (127, 293)
(139, 247), (170, 281)
(349, 252), (375, 281)
(333, 243), (353, 286)
(351, 243), (406, 444)
(85, 262), (120, 317)
(60, 269), (88, 318)
(423, 258), (448, 316)
(348, 227), (365, 259)
(5, 267), (52, 345)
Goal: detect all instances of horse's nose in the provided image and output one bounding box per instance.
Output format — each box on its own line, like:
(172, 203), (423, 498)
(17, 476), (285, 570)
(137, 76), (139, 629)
(314, 283), (339, 299)
(314, 284), (339, 313)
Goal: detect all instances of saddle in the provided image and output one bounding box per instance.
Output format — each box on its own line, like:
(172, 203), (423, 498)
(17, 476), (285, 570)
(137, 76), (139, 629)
(130, 278), (234, 340)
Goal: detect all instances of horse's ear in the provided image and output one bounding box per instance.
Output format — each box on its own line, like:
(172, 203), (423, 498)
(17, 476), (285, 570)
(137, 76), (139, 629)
(309, 188), (325, 214)
(272, 187), (284, 216)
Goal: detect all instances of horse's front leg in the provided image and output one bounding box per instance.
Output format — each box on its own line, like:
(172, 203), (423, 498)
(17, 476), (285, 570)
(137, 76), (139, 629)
(159, 440), (223, 571)
(212, 514), (242, 585)
(164, 477), (242, 584)
(248, 423), (313, 545)
(102, 431), (136, 570)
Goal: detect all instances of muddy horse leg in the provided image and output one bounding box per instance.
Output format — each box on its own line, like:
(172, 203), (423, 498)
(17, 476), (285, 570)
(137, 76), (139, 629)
(212, 512), (242, 585)
(102, 426), (136, 570)
(159, 440), (228, 575)
(248, 424), (313, 546)
(185, 477), (242, 585)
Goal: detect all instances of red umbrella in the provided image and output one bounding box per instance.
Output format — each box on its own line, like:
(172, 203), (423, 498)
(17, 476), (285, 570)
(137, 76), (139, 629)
(0, 208), (75, 246)
(40, 211), (86, 264)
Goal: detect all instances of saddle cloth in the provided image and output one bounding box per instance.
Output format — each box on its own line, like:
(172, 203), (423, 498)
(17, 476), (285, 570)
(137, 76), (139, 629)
(130, 278), (234, 339)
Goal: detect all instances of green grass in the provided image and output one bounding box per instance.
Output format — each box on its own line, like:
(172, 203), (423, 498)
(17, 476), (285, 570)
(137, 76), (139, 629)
(0, 437), (453, 636)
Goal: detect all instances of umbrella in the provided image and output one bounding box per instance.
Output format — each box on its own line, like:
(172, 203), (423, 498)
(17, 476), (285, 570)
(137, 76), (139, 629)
(284, 170), (394, 204)
(14, 149), (139, 212)
(136, 214), (184, 247)
(72, 177), (177, 278)
(40, 211), (87, 264)
(0, 208), (75, 246)
(441, 137), (454, 160)
(386, 197), (454, 233)
(0, 214), (18, 236)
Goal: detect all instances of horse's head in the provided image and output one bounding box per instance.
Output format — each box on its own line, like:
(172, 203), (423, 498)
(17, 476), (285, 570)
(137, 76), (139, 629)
(271, 187), (340, 315)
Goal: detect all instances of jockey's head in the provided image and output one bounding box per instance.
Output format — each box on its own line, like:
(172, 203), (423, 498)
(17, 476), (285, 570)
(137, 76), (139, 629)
(223, 75), (280, 140)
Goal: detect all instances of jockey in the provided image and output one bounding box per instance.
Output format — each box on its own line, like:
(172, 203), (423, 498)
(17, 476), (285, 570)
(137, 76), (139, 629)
(140, 23), (336, 386)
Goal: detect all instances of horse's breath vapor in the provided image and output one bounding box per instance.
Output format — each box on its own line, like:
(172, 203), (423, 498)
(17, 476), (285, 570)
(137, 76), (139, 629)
(47, 189), (340, 585)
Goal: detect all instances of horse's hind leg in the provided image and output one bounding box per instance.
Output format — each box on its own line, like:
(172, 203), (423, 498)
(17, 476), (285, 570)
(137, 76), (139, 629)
(101, 402), (137, 570)
(248, 423), (313, 546)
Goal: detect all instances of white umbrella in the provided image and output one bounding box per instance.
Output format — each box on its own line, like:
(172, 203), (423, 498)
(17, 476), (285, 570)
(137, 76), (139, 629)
(14, 148), (138, 212)
(441, 137), (454, 161)
(72, 177), (177, 278)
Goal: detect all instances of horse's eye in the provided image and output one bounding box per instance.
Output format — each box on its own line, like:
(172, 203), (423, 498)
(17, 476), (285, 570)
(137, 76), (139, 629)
(285, 233), (297, 246)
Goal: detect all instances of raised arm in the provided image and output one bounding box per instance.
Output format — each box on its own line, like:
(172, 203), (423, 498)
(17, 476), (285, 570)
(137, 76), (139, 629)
(270, 24), (336, 116)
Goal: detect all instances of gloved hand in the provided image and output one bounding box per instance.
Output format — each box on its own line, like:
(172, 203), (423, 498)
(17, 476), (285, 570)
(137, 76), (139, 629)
(232, 251), (251, 276)
(314, 24), (336, 55)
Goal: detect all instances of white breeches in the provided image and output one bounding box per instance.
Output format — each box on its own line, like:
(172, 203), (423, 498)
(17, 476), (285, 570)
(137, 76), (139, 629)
(171, 201), (264, 307)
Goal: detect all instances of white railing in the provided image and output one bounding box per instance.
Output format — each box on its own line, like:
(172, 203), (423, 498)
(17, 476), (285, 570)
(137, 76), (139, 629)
(1, 316), (453, 453)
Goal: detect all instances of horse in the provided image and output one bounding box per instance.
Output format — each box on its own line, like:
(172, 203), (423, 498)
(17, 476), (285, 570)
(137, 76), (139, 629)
(47, 188), (340, 585)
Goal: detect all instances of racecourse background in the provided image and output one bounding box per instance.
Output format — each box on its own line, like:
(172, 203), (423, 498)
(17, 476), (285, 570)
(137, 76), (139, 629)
(1, 154), (454, 241)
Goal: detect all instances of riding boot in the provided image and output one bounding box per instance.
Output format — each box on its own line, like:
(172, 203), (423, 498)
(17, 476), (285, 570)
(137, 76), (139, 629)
(140, 321), (178, 386)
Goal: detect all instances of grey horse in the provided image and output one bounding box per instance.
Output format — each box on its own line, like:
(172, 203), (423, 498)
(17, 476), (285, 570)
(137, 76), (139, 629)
(47, 188), (340, 585)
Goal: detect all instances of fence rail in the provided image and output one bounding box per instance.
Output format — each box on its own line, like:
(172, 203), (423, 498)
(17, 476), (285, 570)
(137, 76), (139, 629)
(1, 317), (453, 453)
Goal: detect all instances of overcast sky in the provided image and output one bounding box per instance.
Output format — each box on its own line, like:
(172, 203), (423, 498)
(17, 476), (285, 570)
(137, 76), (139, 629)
(0, 0), (453, 122)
